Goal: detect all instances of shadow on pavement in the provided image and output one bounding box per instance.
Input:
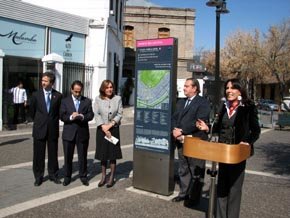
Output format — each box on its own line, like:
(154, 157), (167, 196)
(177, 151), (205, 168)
(260, 142), (290, 175)
(0, 138), (30, 146)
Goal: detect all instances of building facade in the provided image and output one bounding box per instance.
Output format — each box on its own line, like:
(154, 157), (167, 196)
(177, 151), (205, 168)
(0, 0), (125, 130)
(123, 5), (195, 79)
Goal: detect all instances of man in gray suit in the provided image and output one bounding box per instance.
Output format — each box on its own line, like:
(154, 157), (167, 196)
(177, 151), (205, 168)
(60, 80), (94, 186)
(171, 78), (210, 204)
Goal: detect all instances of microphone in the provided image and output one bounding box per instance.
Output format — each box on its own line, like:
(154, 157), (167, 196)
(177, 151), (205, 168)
(208, 113), (219, 142)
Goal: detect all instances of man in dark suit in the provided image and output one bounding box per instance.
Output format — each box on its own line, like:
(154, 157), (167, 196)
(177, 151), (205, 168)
(171, 78), (210, 204)
(30, 72), (62, 186)
(60, 80), (94, 186)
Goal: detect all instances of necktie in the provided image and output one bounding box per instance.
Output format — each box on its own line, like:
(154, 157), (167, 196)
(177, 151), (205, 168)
(75, 99), (80, 111)
(46, 92), (51, 112)
(184, 99), (191, 108)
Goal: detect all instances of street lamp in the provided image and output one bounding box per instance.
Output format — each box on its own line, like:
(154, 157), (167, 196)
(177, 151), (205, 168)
(206, 0), (229, 81)
(205, 1), (229, 218)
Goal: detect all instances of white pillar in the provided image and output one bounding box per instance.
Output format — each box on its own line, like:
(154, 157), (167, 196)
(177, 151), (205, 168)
(0, 49), (5, 131)
(42, 53), (65, 92)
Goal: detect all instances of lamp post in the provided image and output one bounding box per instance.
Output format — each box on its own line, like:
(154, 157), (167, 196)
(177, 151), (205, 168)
(206, 0), (229, 81)
(205, 1), (229, 218)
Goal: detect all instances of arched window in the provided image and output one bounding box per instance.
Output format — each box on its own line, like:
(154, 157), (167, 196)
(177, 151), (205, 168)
(124, 25), (134, 48)
(158, 27), (170, 38)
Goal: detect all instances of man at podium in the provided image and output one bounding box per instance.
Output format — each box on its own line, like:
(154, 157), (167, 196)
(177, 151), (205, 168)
(171, 78), (210, 204)
(197, 78), (260, 218)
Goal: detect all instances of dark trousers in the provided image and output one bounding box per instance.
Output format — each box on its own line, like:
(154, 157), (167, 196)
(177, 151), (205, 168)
(13, 103), (25, 124)
(177, 147), (205, 197)
(33, 138), (59, 180)
(63, 134), (89, 180)
(216, 161), (246, 218)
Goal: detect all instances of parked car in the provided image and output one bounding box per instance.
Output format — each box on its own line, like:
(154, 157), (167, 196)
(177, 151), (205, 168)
(281, 96), (290, 112)
(256, 99), (279, 111)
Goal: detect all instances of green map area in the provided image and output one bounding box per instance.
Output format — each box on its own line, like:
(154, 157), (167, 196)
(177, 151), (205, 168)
(140, 70), (168, 88)
(137, 70), (170, 109)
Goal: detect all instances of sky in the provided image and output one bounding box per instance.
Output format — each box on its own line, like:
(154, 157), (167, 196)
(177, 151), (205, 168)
(130, 0), (290, 52)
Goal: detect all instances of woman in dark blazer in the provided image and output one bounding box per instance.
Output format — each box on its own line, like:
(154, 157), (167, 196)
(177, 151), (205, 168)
(94, 80), (123, 188)
(197, 78), (261, 218)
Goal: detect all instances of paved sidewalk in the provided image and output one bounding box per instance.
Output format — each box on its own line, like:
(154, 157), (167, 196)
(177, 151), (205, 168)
(1, 109), (290, 217)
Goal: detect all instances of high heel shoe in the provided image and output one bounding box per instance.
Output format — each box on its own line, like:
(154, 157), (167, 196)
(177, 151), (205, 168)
(106, 180), (115, 188)
(98, 179), (106, 187)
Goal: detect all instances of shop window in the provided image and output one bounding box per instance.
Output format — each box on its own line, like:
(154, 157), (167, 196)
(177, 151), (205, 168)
(158, 27), (170, 38)
(124, 26), (134, 48)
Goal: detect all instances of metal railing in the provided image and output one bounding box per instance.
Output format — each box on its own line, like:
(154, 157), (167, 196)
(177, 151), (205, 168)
(63, 62), (94, 99)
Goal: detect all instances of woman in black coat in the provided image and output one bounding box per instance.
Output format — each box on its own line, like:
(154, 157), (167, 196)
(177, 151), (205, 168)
(197, 78), (261, 218)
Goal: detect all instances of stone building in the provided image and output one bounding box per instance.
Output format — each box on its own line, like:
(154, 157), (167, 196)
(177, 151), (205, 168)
(123, 4), (195, 79)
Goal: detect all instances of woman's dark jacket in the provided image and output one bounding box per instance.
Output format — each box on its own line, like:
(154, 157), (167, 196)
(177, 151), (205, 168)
(214, 101), (261, 156)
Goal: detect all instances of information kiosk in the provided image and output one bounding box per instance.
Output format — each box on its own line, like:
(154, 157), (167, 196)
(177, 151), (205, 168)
(133, 38), (177, 195)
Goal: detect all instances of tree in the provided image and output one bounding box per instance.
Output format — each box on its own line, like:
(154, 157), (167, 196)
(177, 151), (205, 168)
(256, 19), (290, 101)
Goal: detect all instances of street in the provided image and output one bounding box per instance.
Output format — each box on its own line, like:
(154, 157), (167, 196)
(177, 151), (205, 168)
(0, 122), (290, 218)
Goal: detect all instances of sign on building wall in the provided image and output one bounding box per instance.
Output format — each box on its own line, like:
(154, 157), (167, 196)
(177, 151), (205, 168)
(0, 17), (45, 58)
(50, 29), (85, 63)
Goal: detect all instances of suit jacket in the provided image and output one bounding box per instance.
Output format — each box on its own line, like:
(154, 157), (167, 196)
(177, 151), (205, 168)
(172, 95), (211, 146)
(216, 102), (261, 155)
(30, 89), (62, 140)
(94, 95), (122, 127)
(60, 95), (94, 142)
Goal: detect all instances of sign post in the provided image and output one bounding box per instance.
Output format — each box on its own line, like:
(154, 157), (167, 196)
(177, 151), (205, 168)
(133, 38), (178, 195)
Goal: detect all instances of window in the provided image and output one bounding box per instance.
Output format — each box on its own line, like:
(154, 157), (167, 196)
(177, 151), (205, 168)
(124, 26), (134, 48)
(158, 27), (170, 38)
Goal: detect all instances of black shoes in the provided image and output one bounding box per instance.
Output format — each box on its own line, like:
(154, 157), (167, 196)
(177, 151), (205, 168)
(98, 179), (106, 187)
(49, 177), (62, 184)
(34, 178), (43, 187)
(81, 178), (89, 186)
(63, 178), (71, 186)
(106, 180), (115, 188)
(171, 196), (188, 202)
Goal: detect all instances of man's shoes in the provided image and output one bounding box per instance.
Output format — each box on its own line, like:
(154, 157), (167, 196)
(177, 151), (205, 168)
(63, 178), (71, 186)
(81, 178), (89, 186)
(49, 177), (61, 184)
(34, 178), (43, 187)
(171, 196), (188, 202)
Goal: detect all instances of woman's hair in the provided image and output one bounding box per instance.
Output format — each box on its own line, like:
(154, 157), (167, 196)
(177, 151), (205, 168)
(224, 78), (252, 105)
(99, 79), (115, 99)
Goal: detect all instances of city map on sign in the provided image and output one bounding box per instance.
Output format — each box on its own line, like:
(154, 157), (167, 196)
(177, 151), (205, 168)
(136, 69), (170, 109)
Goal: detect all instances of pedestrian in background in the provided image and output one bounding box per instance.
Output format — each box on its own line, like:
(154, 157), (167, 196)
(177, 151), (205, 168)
(197, 78), (261, 218)
(60, 80), (94, 186)
(94, 80), (123, 188)
(171, 78), (210, 205)
(9, 80), (27, 127)
(29, 72), (62, 186)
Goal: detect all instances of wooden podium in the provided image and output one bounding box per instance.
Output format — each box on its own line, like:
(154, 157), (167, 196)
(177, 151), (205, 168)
(183, 136), (251, 164)
(183, 136), (251, 218)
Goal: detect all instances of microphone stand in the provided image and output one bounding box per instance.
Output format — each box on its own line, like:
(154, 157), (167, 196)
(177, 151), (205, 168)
(207, 114), (219, 218)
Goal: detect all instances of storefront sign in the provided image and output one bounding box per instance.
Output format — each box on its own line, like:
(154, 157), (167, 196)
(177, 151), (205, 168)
(0, 17), (45, 58)
(50, 29), (85, 63)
